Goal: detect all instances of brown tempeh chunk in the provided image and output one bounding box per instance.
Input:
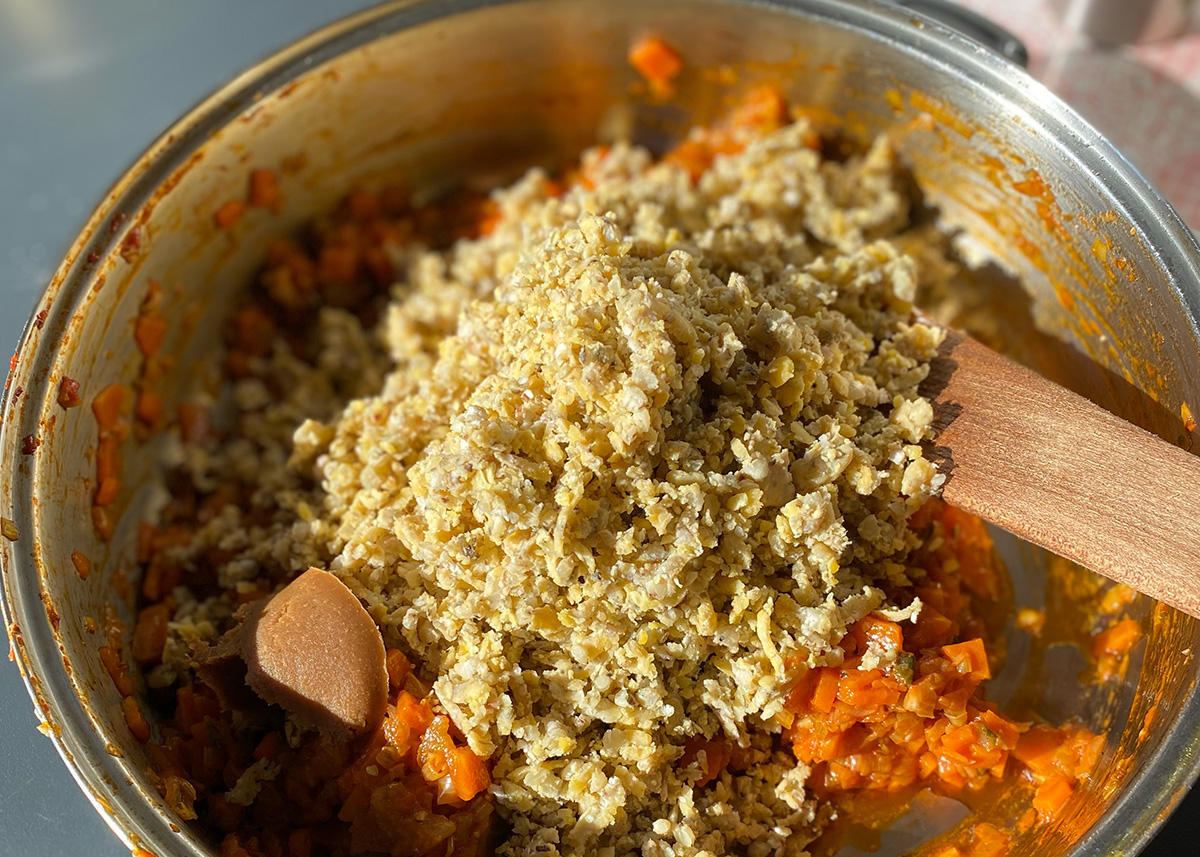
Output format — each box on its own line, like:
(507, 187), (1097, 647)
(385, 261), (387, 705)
(242, 567), (387, 739)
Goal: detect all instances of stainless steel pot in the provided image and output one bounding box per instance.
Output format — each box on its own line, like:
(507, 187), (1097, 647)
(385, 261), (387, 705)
(4, 1), (1200, 856)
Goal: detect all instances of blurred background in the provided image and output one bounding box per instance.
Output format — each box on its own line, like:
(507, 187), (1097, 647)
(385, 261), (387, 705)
(1, 0), (1198, 854)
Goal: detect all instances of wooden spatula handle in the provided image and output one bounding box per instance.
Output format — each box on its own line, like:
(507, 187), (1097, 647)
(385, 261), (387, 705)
(923, 328), (1200, 618)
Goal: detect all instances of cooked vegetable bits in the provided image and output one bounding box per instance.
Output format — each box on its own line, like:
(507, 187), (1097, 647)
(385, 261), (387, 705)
(125, 95), (1101, 857)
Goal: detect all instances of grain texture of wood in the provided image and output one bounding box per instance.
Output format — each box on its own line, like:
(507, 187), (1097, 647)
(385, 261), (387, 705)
(922, 327), (1200, 619)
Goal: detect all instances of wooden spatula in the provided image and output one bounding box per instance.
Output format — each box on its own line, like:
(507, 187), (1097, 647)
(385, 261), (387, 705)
(921, 325), (1200, 619)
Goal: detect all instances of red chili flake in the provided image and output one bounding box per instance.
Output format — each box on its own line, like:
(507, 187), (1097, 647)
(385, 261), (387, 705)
(33, 307), (48, 330)
(57, 376), (82, 409)
(108, 212), (127, 236)
(43, 599), (60, 632)
(119, 227), (142, 262)
(20, 434), (39, 455)
(86, 251), (102, 266)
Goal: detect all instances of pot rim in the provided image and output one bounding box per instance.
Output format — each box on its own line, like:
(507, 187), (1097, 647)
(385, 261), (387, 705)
(3, 1), (1199, 855)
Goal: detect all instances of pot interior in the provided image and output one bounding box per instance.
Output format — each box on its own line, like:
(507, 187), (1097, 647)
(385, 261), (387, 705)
(5, 1), (1200, 856)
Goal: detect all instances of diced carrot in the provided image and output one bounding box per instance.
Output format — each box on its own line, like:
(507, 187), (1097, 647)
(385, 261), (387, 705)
(177, 403), (211, 445)
(979, 709), (1022, 749)
(132, 603), (172, 664)
(1094, 618), (1142, 659)
(450, 745), (491, 800)
(287, 829), (313, 857)
(907, 605), (956, 650)
(968, 822), (1010, 857)
(363, 246), (395, 286)
(792, 726), (846, 764)
(381, 185), (411, 216)
(135, 387), (163, 427)
(473, 201), (503, 238)
(838, 669), (903, 709)
(193, 690), (221, 721)
(1032, 777), (1073, 821)
(141, 560), (166, 604)
(812, 667), (840, 714)
(343, 189), (381, 223)
(134, 312), (168, 358)
(92, 383), (127, 431)
(942, 639), (990, 680)
(680, 737), (732, 787)
(175, 684), (197, 732)
(852, 616), (904, 654)
(96, 432), (122, 485)
(939, 685), (975, 718)
(1013, 725), (1063, 772)
(938, 723), (978, 759)
(136, 521), (157, 563)
(230, 305), (274, 357)
(664, 138), (714, 183)
(784, 667), (816, 714)
(249, 169), (280, 209)
(220, 834), (254, 857)
(730, 85), (788, 131)
(628, 35), (683, 91)
(1050, 727), (1104, 779)
(95, 476), (121, 508)
(902, 676), (940, 719)
(214, 199), (245, 230)
(1099, 583), (1136, 615)
(394, 691), (434, 733)
(99, 645), (136, 696)
(123, 695), (151, 742)
(932, 847), (964, 857)
(318, 244), (358, 285)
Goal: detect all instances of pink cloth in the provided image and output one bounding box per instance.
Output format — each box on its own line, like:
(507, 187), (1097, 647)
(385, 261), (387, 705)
(957, 0), (1200, 226)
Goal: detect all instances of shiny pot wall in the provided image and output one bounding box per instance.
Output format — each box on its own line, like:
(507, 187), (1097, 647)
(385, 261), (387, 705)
(4, 1), (1200, 856)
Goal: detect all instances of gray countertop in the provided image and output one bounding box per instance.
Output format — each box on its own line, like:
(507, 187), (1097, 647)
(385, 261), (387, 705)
(0, 5), (369, 854)
(0, 2), (1195, 855)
